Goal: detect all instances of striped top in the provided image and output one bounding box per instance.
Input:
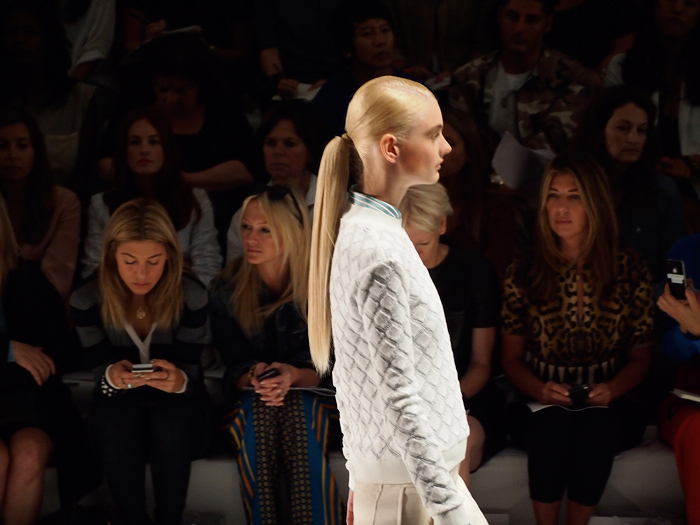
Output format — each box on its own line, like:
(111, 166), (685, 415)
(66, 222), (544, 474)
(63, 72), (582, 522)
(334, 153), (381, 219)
(70, 273), (210, 397)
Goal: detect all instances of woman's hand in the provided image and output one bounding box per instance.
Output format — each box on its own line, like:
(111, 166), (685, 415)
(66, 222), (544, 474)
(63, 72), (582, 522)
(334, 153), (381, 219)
(585, 383), (611, 406)
(277, 78), (300, 99)
(254, 362), (295, 407)
(13, 342), (55, 386)
(108, 360), (145, 390)
(144, 359), (187, 393)
(540, 381), (573, 406)
(658, 283), (700, 337)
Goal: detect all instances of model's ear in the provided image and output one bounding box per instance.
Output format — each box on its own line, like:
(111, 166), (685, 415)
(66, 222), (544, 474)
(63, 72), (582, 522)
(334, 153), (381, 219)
(379, 133), (399, 164)
(439, 215), (447, 235)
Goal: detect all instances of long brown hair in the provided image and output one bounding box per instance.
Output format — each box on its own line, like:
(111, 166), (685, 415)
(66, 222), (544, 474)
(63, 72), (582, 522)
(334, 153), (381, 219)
(99, 199), (184, 329)
(0, 195), (19, 293)
(309, 76), (436, 373)
(523, 152), (619, 301)
(220, 186), (310, 335)
(0, 107), (56, 245)
(105, 107), (201, 231)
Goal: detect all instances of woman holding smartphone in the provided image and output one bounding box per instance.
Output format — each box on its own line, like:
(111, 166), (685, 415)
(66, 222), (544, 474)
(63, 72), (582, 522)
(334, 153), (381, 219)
(309, 76), (486, 524)
(71, 198), (210, 525)
(211, 185), (342, 525)
(501, 153), (654, 525)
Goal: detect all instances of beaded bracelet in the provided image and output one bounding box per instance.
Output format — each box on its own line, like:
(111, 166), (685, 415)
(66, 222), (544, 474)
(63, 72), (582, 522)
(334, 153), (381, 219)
(100, 374), (122, 397)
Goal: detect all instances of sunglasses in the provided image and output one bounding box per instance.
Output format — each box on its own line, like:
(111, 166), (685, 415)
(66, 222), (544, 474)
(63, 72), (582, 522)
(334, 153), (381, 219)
(260, 185), (304, 225)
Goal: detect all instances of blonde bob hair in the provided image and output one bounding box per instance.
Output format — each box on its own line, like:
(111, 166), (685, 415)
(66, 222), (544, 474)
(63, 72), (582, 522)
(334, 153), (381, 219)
(309, 76), (436, 373)
(221, 185), (310, 336)
(0, 195), (19, 292)
(525, 152), (618, 301)
(399, 183), (453, 233)
(99, 198), (184, 329)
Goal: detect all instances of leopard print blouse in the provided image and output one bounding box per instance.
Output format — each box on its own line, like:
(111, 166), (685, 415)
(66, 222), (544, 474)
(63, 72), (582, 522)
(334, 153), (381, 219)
(502, 249), (654, 385)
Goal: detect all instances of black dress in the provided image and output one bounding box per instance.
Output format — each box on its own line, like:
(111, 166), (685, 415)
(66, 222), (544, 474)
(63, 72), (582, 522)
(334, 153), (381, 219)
(428, 248), (506, 466)
(0, 259), (98, 505)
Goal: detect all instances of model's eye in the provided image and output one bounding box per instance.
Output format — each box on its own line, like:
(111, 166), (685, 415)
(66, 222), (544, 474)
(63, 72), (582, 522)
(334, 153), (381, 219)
(261, 227), (271, 234)
(124, 260), (137, 265)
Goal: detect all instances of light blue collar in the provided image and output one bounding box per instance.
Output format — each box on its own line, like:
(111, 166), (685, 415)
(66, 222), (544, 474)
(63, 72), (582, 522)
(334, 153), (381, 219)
(349, 189), (401, 220)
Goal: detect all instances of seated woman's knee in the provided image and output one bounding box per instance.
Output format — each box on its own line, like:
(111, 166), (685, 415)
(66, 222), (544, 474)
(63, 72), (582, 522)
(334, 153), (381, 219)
(9, 428), (52, 475)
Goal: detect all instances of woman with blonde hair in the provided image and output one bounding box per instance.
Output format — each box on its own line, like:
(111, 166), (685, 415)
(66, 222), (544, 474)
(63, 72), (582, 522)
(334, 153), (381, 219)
(211, 185), (342, 525)
(0, 193), (92, 523)
(308, 76), (487, 524)
(71, 198), (211, 525)
(501, 152), (654, 525)
(400, 183), (505, 486)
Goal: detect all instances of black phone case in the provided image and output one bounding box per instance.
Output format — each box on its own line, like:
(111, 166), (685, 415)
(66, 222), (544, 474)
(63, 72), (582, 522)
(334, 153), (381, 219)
(257, 368), (280, 381)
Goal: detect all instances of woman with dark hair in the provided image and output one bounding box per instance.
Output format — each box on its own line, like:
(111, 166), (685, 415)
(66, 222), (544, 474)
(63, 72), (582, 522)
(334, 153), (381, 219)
(82, 107), (222, 285)
(212, 186), (342, 525)
(72, 199), (211, 525)
(0, 0), (101, 190)
(312, 0), (414, 137)
(502, 153), (654, 525)
(0, 107), (80, 301)
(574, 85), (686, 291)
(439, 106), (526, 277)
(604, 0), (700, 227)
(103, 33), (257, 249)
(226, 100), (326, 262)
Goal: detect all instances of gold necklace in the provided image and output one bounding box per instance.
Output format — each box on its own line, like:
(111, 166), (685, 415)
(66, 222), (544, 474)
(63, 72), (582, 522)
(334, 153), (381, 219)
(136, 306), (147, 320)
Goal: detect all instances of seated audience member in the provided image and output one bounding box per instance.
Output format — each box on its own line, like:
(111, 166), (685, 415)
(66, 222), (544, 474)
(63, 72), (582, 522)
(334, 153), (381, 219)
(226, 101), (325, 262)
(0, 0), (102, 191)
(604, 0), (700, 229)
(0, 194), (95, 522)
(71, 199), (211, 525)
(574, 86), (686, 292)
(502, 153), (654, 525)
(83, 108), (222, 286)
(0, 108), (80, 301)
(449, 0), (597, 156)
(400, 183), (505, 486)
(62, 0), (116, 82)
(107, 34), (256, 249)
(545, 0), (635, 73)
(256, 0), (345, 99)
(211, 186), (342, 525)
(440, 106), (527, 277)
(657, 234), (700, 525)
(386, 0), (499, 80)
(312, 0), (414, 136)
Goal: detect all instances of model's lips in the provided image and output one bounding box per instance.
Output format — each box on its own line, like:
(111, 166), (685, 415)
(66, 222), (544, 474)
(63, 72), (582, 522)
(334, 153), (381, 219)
(138, 159), (152, 165)
(373, 50), (392, 60)
(132, 282), (152, 288)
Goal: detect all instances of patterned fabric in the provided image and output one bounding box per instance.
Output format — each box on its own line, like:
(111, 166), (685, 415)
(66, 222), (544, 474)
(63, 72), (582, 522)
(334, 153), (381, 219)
(449, 48), (597, 154)
(225, 391), (343, 525)
(329, 200), (484, 525)
(502, 249), (655, 385)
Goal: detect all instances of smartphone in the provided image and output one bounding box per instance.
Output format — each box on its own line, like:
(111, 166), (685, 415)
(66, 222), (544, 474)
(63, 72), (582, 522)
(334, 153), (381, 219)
(568, 384), (591, 404)
(667, 259), (687, 300)
(257, 368), (280, 381)
(132, 363), (155, 373)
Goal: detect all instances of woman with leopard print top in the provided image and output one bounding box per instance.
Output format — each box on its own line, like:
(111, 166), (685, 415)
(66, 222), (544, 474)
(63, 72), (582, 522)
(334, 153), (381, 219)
(501, 152), (654, 525)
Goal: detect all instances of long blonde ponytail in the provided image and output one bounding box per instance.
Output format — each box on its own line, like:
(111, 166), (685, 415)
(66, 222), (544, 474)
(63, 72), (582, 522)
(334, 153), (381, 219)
(309, 136), (351, 374)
